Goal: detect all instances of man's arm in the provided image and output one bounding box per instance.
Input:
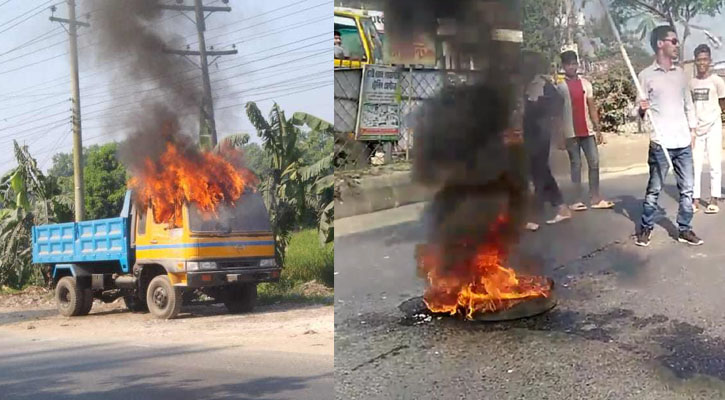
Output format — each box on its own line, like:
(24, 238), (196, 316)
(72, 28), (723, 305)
(716, 75), (725, 111)
(586, 96), (604, 144)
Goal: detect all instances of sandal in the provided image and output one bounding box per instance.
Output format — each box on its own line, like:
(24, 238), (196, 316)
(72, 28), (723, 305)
(591, 200), (615, 209)
(525, 222), (540, 231)
(569, 202), (588, 211)
(546, 213), (571, 225)
(705, 204), (720, 214)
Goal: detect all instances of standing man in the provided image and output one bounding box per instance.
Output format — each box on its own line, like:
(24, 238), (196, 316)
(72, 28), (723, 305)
(556, 50), (614, 211)
(635, 26), (701, 247)
(522, 51), (571, 231)
(690, 44), (725, 214)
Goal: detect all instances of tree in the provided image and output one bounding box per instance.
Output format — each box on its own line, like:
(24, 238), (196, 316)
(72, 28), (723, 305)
(610, 0), (725, 55)
(84, 143), (128, 220)
(0, 141), (69, 288)
(523, 0), (567, 63)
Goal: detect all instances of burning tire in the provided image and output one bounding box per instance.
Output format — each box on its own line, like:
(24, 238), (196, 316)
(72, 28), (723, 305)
(55, 276), (92, 317)
(223, 283), (257, 314)
(146, 275), (182, 319)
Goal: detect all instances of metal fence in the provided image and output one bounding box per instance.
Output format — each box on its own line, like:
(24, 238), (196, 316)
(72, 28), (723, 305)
(334, 67), (482, 170)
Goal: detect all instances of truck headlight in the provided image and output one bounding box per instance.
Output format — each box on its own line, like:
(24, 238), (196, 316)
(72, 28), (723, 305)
(186, 261), (199, 271)
(259, 258), (276, 267)
(200, 261), (217, 270)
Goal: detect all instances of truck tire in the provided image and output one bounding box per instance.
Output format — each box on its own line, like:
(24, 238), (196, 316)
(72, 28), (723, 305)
(79, 290), (94, 316)
(224, 283), (257, 314)
(55, 276), (90, 317)
(146, 275), (182, 319)
(123, 295), (148, 312)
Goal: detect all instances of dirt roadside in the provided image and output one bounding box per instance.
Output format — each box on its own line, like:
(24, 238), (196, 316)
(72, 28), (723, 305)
(0, 288), (333, 356)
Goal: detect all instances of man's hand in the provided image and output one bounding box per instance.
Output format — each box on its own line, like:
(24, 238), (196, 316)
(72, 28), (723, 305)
(596, 132), (606, 145)
(639, 100), (650, 112)
(691, 129), (697, 149)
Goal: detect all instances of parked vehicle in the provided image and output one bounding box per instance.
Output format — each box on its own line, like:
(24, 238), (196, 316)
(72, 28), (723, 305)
(32, 190), (279, 319)
(334, 8), (384, 69)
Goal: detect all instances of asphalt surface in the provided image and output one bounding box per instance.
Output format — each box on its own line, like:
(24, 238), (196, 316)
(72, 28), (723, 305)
(0, 332), (332, 400)
(335, 171), (725, 399)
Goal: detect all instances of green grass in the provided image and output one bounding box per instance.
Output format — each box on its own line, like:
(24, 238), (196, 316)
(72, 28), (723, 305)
(281, 228), (334, 287)
(0, 286), (22, 295)
(257, 228), (334, 305)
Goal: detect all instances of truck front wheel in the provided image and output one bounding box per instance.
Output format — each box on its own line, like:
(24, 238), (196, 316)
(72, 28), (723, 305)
(146, 275), (182, 319)
(224, 283), (257, 314)
(55, 276), (92, 317)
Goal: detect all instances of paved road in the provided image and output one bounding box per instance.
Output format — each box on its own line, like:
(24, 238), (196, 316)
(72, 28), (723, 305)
(335, 171), (725, 399)
(0, 332), (332, 400)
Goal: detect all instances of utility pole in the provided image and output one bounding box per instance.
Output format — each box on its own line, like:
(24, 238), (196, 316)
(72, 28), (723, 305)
(50, 1), (90, 222)
(159, 0), (237, 147)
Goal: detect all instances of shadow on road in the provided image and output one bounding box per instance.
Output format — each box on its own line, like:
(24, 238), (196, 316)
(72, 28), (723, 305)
(0, 341), (331, 400)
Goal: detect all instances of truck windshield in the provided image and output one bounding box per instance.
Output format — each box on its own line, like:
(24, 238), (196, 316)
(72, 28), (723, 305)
(188, 192), (272, 234)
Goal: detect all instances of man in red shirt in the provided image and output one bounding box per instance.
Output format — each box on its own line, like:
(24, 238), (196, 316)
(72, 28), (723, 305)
(556, 50), (614, 211)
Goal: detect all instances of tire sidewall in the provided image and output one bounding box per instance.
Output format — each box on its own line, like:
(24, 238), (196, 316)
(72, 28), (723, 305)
(146, 275), (181, 319)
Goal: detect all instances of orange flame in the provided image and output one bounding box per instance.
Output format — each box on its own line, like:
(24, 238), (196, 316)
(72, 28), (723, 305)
(418, 214), (550, 319)
(128, 141), (257, 226)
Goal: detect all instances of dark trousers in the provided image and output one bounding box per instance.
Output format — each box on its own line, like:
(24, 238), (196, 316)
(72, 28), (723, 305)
(565, 135), (600, 203)
(524, 124), (564, 222)
(641, 143), (694, 232)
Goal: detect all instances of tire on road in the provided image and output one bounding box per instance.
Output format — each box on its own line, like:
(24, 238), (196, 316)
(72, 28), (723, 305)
(146, 275), (182, 319)
(223, 283), (257, 314)
(55, 276), (91, 317)
(123, 294), (148, 313)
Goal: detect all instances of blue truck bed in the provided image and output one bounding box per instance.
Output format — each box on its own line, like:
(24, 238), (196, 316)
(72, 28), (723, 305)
(32, 217), (131, 273)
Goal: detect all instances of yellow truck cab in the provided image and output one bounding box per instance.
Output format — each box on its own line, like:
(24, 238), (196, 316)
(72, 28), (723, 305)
(130, 190), (278, 317)
(334, 9), (384, 68)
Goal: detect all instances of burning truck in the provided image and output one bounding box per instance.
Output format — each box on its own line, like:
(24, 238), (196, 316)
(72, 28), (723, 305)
(31, 140), (280, 320)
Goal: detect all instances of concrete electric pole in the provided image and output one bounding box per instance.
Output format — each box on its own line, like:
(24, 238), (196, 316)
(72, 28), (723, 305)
(50, 0), (90, 222)
(159, 0), (237, 147)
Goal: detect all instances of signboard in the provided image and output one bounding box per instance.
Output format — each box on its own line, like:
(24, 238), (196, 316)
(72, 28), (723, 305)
(385, 32), (436, 66)
(355, 64), (401, 141)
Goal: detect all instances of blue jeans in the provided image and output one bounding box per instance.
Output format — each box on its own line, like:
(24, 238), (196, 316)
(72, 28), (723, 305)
(566, 136), (600, 203)
(641, 143), (694, 232)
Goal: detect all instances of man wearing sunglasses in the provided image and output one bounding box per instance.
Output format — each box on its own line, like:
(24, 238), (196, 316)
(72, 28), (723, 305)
(634, 25), (700, 247)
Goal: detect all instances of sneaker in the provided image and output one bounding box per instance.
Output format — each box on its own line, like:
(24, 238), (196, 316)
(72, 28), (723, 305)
(678, 230), (703, 246)
(635, 227), (652, 247)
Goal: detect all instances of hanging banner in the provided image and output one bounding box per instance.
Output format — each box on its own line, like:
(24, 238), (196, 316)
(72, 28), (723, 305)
(355, 64), (401, 141)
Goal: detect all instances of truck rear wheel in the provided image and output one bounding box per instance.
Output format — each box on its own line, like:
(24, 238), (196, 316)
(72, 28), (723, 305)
(55, 276), (92, 317)
(224, 283), (257, 314)
(146, 275), (182, 319)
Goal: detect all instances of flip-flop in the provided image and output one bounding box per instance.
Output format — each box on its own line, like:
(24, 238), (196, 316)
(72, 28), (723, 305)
(705, 204), (720, 214)
(591, 200), (615, 209)
(525, 222), (540, 231)
(569, 202), (588, 211)
(546, 213), (571, 225)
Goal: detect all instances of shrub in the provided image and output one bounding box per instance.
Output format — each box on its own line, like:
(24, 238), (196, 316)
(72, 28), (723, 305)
(591, 66), (638, 133)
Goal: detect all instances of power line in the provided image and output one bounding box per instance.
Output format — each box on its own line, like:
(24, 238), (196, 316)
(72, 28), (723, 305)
(0, 26), (63, 57)
(0, 0), (61, 34)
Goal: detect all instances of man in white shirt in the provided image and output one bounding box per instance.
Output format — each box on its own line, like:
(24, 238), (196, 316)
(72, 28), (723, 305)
(690, 44), (725, 214)
(634, 25), (701, 247)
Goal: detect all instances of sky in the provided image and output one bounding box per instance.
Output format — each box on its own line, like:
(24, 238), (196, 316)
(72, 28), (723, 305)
(0, 0), (333, 172)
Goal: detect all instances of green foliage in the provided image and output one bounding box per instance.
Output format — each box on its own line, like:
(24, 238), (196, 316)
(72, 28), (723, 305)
(523, 0), (565, 65)
(84, 143), (128, 220)
(0, 142), (67, 289)
(278, 228), (334, 287)
(610, 0), (725, 53)
(244, 103), (334, 265)
(592, 66), (638, 132)
(257, 228), (334, 304)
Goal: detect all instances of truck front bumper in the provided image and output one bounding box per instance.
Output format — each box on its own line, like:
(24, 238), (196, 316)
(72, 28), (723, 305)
(186, 268), (281, 288)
